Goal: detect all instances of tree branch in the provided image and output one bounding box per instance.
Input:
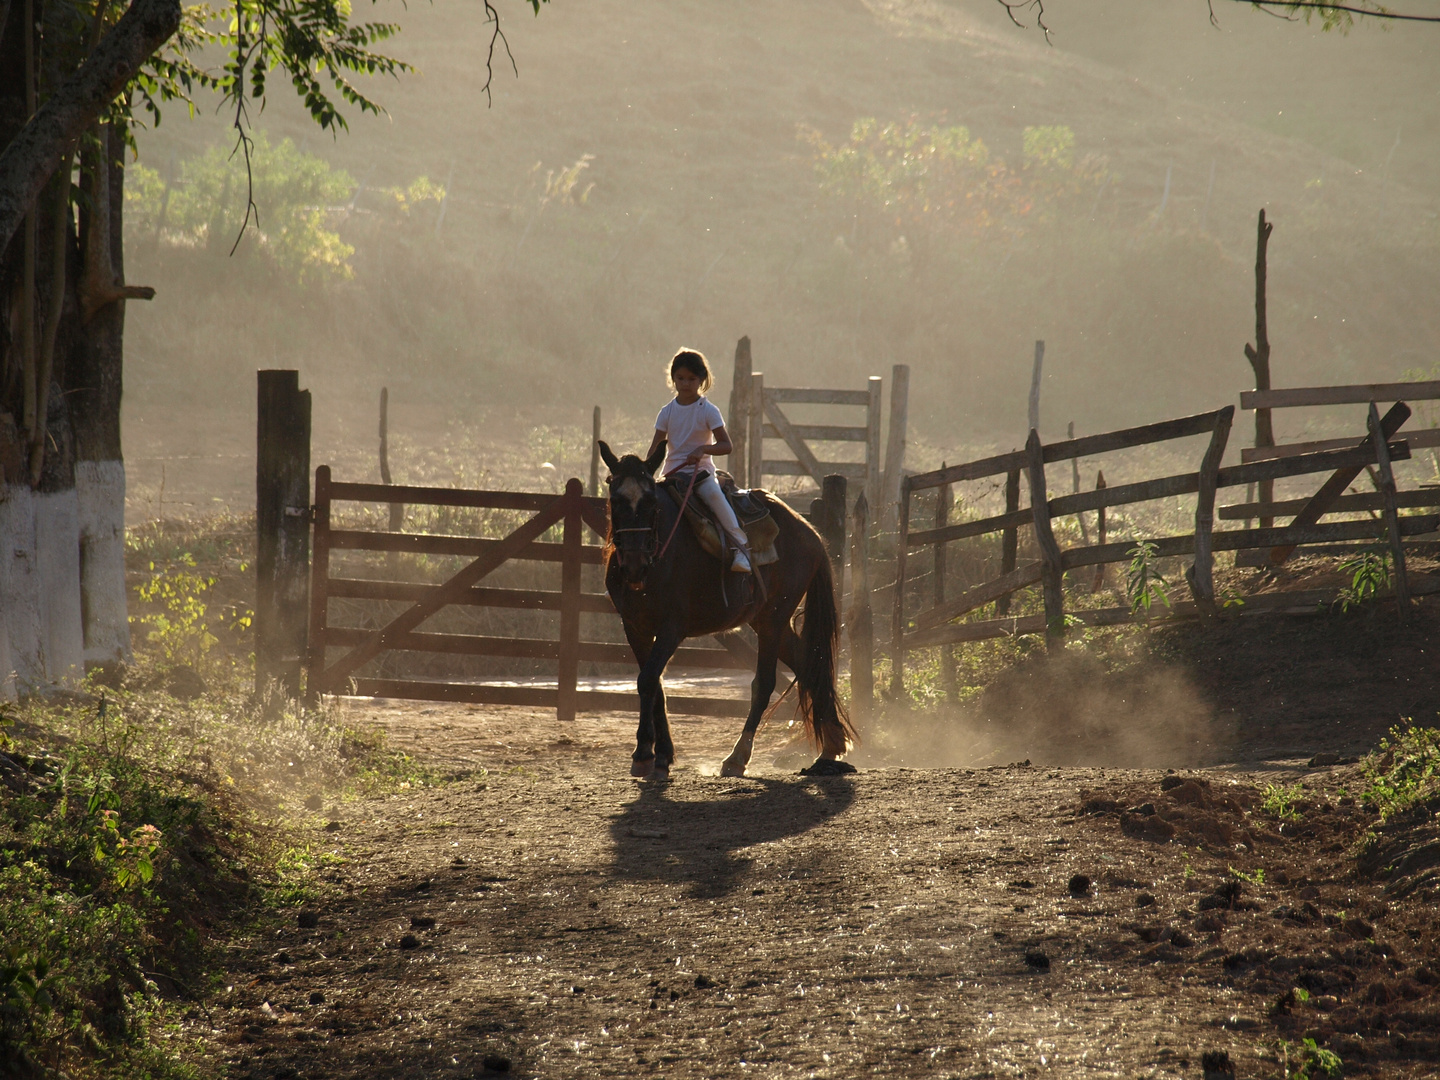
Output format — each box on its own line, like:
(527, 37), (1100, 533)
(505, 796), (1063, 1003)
(0, 0), (181, 254)
(1224, 1), (1440, 23)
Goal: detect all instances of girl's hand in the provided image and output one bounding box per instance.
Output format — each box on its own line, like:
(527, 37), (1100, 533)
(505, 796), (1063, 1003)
(684, 448), (706, 467)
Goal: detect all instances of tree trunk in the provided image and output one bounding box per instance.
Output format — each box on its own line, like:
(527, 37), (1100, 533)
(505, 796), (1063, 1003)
(2, 14), (138, 688)
(72, 124), (130, 665)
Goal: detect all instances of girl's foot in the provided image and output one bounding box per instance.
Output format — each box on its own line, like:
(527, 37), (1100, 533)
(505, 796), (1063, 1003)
(730, 550), (752, 572)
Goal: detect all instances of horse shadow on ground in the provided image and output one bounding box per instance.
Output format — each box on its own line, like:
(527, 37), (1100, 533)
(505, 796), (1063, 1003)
(608, 775), (855, 900)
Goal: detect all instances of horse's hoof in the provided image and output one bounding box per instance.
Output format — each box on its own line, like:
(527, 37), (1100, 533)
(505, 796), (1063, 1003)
(799, 757), (857, 776)
(631, 757), (655, 778)
(649, 766), (671, 783)
(719, 759), (747, 778)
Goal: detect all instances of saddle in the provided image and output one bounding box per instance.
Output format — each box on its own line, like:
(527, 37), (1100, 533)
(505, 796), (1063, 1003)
(661, 470), (780, 566)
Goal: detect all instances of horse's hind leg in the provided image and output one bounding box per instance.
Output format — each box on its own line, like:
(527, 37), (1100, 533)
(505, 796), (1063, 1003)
(721, 627), (779, 777)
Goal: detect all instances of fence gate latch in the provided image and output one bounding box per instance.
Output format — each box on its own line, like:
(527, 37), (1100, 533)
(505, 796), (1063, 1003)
(284, 505), (309, 520)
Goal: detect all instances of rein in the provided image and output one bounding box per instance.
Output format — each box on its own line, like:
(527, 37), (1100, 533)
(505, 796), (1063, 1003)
(655, 467), (701, 562)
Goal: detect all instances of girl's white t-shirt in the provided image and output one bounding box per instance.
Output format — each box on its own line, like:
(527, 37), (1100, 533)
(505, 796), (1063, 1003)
(655, 397), (725, 476)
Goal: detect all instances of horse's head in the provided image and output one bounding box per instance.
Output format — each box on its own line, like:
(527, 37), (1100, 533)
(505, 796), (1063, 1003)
(599, 440), (668, 588)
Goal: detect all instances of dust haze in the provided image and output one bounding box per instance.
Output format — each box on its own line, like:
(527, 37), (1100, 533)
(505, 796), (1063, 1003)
(847, 652), (1228, 771)
(123, 0), (1440, 517)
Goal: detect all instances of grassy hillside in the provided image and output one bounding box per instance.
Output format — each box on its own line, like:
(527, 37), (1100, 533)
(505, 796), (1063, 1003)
(121, 0), (1440, 515)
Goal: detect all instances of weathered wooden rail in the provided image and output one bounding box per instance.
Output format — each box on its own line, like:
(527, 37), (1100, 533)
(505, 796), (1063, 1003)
(306, 471), (756, 719)
(889, 402), (1435, 694)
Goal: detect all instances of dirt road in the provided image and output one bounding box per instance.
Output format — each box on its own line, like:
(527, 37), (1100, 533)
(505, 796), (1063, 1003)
(203, 703), (1439, 1079)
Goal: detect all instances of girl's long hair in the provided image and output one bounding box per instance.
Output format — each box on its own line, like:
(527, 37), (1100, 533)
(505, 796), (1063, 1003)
(667, 348), (714, 394)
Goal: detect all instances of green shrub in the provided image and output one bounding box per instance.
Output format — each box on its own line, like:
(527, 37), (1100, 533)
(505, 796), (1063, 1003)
(1362, 723), (1440, 821)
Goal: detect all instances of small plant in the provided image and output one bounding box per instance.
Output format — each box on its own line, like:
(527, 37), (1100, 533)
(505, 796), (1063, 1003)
(1281, 1036), (1343, 1079)
(131, 553), (252, 675)
(1333, 546), (1392, 612)
(1229, 865), (1265, 886)
(1361, 723), (1440, 821)
(1219, 588), (1246, 610)
(1126, 541), (1171, 616)
(1262, 782), (1305, 822)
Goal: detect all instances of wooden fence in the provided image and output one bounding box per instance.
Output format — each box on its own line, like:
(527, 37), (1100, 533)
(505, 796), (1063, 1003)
(728, 338), (906, 519)
(305, 470), (758, 718)
(888, 402), (1438, 695)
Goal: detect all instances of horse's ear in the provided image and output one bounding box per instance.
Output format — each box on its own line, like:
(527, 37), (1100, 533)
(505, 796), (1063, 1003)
(643, 441), (667, 477)
(598, 441), (620, 474)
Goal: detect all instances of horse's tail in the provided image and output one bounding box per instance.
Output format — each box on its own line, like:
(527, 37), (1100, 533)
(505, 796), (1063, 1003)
(792, 553), (858, 755)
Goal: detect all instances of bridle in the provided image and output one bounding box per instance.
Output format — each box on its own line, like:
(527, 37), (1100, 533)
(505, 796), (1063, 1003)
(608, 467), (699, 590)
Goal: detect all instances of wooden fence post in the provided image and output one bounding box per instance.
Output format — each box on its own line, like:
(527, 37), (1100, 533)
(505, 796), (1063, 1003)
(935, 468), (955, 699)
(822, 474), (847, 604)
(379, 388), (404, 531)
(1369, 401), (1411, 623)
(881, 363), (910, 531)
(1028, 340), (1045, 435)
(1070, 421), (1090, 544)
(1187, 405), (1234, 610)
(256, 370), (312, 697)
(748, 371), (765, 487)
(305, 465), (331, 703)
(1093, 469), (1108, 592)
(557, 478), (584, 719)
(996, 465), (1021, 616)
(1025, 429), (1065, 652)
(890, 476), (912, 700)
(589, 406), (602, 497)
(866, 375), (883, 516)
(848, 491), (874, 717)
(730, 337), (752, 486)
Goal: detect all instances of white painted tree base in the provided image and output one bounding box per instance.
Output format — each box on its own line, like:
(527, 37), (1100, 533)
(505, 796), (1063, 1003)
(76, 460), (131, 665)
(0, 484), (85, 693)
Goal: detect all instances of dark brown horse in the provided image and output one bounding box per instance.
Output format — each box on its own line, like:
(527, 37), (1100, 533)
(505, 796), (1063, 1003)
(598, 441), (856, 780)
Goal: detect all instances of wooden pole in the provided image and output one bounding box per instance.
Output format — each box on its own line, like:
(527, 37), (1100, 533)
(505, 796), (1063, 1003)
(848, 491), (874, 718)
(730, 336), (752, 486)
(748, 371), (765, 488)
(1070, 421), (1090, 544)
(380, 387), (403, 531)
(1028, 340), (1045, 436)
(890, 476), (912, 700)
(1187, 406), (1234, 611)
(1369, 402), (1410, 623)
(881, 364), (911, 532)
(256, 370), (312, 697)
(865, 375), (883, 517)
(1025, 429), (1065, 652)
(305, 465), (331, 703)
(1244, 210), (1276, 528)
(1093, 470), (1108, 592)
(996, 465), (1021, 616)
(935, 468), (955, 700)
(557, 479), (584, 719)
(588, 406), (602, 497)
(822, 474), (847, 606)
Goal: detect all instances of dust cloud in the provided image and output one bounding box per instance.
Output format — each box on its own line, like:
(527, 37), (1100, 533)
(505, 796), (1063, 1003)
(847, 653), (1230, 771)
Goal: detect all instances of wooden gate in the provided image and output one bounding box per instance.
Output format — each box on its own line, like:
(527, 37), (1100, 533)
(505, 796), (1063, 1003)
(306, 469), (754, 718)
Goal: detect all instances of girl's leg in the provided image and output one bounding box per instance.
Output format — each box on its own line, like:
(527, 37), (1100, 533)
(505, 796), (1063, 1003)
(695, 474), (751, 568)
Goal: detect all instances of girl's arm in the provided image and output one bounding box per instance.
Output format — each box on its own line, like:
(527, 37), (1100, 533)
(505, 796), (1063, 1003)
(647, 429), (667, 459)
(683, 425), (733, 467)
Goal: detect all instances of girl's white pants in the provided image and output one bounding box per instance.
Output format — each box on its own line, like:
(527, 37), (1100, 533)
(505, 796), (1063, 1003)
(688, 472), (750, 549)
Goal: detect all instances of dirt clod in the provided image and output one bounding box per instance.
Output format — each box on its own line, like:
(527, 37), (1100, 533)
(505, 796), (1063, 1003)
(1068, 873), (1092, 896)
(304, 794), (323, 811)
(410, 915), (436, 929)
(297, 910), (319, 929)
(1024, 950), (1051, 970)
(398, 934), (420, 950)
(479, 1054), (511, 1074)
(308, 991), (325, 1005)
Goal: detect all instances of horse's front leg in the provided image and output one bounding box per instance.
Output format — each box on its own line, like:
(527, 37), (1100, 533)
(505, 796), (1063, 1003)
(721, 626), (779, 778)
(634, 626), (681, 780)
(623, 624), (657, 777)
